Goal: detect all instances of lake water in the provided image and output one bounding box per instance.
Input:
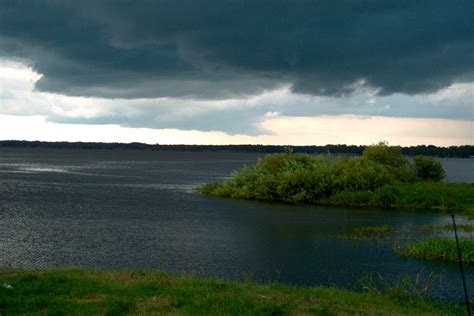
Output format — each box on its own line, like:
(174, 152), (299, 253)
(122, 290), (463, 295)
(0, 148), (473, 302)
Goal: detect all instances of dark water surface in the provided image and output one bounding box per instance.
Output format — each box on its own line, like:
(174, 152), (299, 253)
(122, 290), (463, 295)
(0, 148), (473, 301)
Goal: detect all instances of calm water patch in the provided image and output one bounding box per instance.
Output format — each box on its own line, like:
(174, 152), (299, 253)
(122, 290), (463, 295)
(0, 148), (473, 302)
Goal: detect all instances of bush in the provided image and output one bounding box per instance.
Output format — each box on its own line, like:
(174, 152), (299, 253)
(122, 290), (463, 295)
(363, 141), (407, 168)
(363, 142), (416, 181)
(413, 155), (445, 181)
(331, 157), (394, 191)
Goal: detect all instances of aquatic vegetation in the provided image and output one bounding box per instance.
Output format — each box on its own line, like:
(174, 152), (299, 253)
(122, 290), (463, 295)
(0, 268), (464, 315)
(396, 237), (474, 264)
(199, 143), (474, 214)
(337, 224), (396, 241)
(417, 223), (474, 234)
(353, 224), (395, 234)
(417, 224), (439, 234)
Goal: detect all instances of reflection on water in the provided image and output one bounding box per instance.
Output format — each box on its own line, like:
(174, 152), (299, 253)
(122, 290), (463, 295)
(0, 148), (472, 302)
(21, 167), (69, 173)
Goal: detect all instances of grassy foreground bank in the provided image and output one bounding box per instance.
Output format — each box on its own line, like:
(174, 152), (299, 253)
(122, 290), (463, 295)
(199, 143), (474, 215)
(0, 268), (465, 315)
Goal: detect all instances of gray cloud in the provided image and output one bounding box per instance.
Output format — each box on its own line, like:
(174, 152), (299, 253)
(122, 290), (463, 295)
(1, 55), (471, 136)
(43, 85), (473, 136)
(1, 0), (472, 99)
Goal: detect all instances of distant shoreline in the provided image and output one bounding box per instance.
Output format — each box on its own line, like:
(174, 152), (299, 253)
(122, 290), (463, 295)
(1, 140), (473, 158)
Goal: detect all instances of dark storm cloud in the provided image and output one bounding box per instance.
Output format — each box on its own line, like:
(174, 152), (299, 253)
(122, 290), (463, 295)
(0, 0), (472, 99)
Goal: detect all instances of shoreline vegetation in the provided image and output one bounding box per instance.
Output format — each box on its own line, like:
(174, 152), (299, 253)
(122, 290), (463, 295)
(0, 268), (465, 315)
(333, 224), (474, 265)
(0, 140), (473, 157)
(397, 237), (474, 265)
(198, 142), (474, 216)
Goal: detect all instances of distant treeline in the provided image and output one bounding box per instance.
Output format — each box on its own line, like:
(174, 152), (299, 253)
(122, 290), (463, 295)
(0, 140), (473, 158)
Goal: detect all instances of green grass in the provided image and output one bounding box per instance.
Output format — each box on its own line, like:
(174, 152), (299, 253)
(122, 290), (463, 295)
(397, 237), (474, 264)
(0, 268), (465, 315)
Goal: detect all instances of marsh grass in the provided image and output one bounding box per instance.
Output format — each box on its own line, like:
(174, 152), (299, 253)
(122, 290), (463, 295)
(360, 268), (442, 302)
(337, 224), (396, 241)
(353, 224), (395, 235)
(0, 268), (464, 315)
(417, 223), (474, 234)
(396, 237), (474, 264)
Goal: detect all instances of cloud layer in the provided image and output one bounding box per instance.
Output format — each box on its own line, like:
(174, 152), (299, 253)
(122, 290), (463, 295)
(1, 1), (472, 99)
(1, 59), (472, 136)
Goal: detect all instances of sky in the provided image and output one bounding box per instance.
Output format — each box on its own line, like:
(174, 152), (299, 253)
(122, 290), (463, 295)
(0, 1), (472, 146)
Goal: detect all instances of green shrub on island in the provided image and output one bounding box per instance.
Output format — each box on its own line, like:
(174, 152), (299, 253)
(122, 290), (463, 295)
(363, 141), (416, 182)
(397, 237), (474, 264)
(413, 155), (446, 181)
(199, 142), (474, 212)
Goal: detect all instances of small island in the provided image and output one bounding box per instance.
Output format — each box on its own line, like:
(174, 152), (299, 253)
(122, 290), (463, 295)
(199, 142), (474, 215)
